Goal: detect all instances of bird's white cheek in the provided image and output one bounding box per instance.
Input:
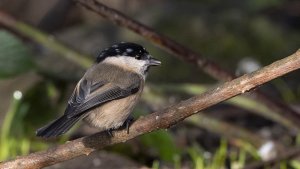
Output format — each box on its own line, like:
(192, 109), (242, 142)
(103, 56), (148, 77)
(125, 59), (148, 75)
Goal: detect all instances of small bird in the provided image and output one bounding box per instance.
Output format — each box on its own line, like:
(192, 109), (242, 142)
(36, 42), (161, 138)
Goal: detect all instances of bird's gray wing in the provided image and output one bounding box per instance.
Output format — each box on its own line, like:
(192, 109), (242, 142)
(65, 77), (141, 118)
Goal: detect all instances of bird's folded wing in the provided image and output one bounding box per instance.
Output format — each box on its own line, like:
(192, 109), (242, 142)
(65, 78), (140, 118)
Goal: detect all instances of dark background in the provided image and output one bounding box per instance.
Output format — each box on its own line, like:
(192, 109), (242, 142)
(0, 0), (299, 168)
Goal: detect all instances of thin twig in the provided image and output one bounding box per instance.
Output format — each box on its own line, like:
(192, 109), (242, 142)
(143, 84), (265, 148)
(75, 0), (300, 131)
(76, 0), (231, 80)
(0, 50), (299, 169)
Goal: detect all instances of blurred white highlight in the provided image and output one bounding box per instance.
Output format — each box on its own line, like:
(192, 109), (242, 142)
(13, 90), (22, 100)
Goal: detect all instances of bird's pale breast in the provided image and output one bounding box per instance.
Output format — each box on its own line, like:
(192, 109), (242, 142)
(83, 91), (142, 131)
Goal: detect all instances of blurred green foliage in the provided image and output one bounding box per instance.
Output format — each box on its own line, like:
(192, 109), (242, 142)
(0, 81), (66, 160)
(0, 0), (300, 168)
(140, 130), (180, 162)
(150, 1), (300, 83)
(290, 160), (300, 169)
(188, 140), (228, 169)
(0, 95), (28, 159)
(0, 30), (34, 78)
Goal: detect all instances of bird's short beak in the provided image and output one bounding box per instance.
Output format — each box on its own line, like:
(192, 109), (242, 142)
(149, 57), (161, 66)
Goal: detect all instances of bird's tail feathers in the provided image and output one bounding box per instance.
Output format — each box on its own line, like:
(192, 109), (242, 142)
(36, 115), (80, 138)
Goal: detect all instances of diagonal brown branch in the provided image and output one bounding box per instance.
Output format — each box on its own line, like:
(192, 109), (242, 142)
(75, 0), (300, 131)
(0, 50), (299, 169)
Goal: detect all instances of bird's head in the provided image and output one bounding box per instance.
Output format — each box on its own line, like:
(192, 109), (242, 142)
(96, 42), (161, 75)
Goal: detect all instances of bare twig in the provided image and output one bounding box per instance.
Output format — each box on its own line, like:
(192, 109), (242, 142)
(75, 0), (300, 131)
(0, 50), (299, 169)
(149, 83), (297, 132)
(76, 0), (232, 80)
(143, 84), (265, 148)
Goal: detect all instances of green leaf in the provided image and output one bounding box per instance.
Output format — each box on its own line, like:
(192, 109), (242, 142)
(0, 30), (34, 78)
(140, 130), (180, 162)
(210, 140), (227, 169)
(290, 160), (300, 169)
(187, 145), (205, 169)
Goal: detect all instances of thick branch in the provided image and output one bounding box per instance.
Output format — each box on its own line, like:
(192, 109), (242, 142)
(75, 0), (300, 131)
(0, 50), (299, 169)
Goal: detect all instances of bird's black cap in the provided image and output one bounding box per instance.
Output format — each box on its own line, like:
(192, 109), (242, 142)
(96, 42), (149, 63)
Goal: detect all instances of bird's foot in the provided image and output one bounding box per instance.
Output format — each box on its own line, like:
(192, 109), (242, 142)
(125, 115), (134, 134)
(106, 116), (134, 136)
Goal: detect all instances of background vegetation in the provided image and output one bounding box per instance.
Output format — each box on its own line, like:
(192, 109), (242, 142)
(0, 0), (299, 168)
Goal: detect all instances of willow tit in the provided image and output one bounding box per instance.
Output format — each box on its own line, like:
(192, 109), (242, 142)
(36, 42), (161, 138)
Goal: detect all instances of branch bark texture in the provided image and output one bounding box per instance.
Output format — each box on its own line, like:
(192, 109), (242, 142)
(75, 0), (300, 130)
(0, 50), (299, 169)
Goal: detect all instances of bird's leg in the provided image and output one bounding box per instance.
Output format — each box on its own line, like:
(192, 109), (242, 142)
(107, 116), (134, 136)
(125, 115), (134, 134)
